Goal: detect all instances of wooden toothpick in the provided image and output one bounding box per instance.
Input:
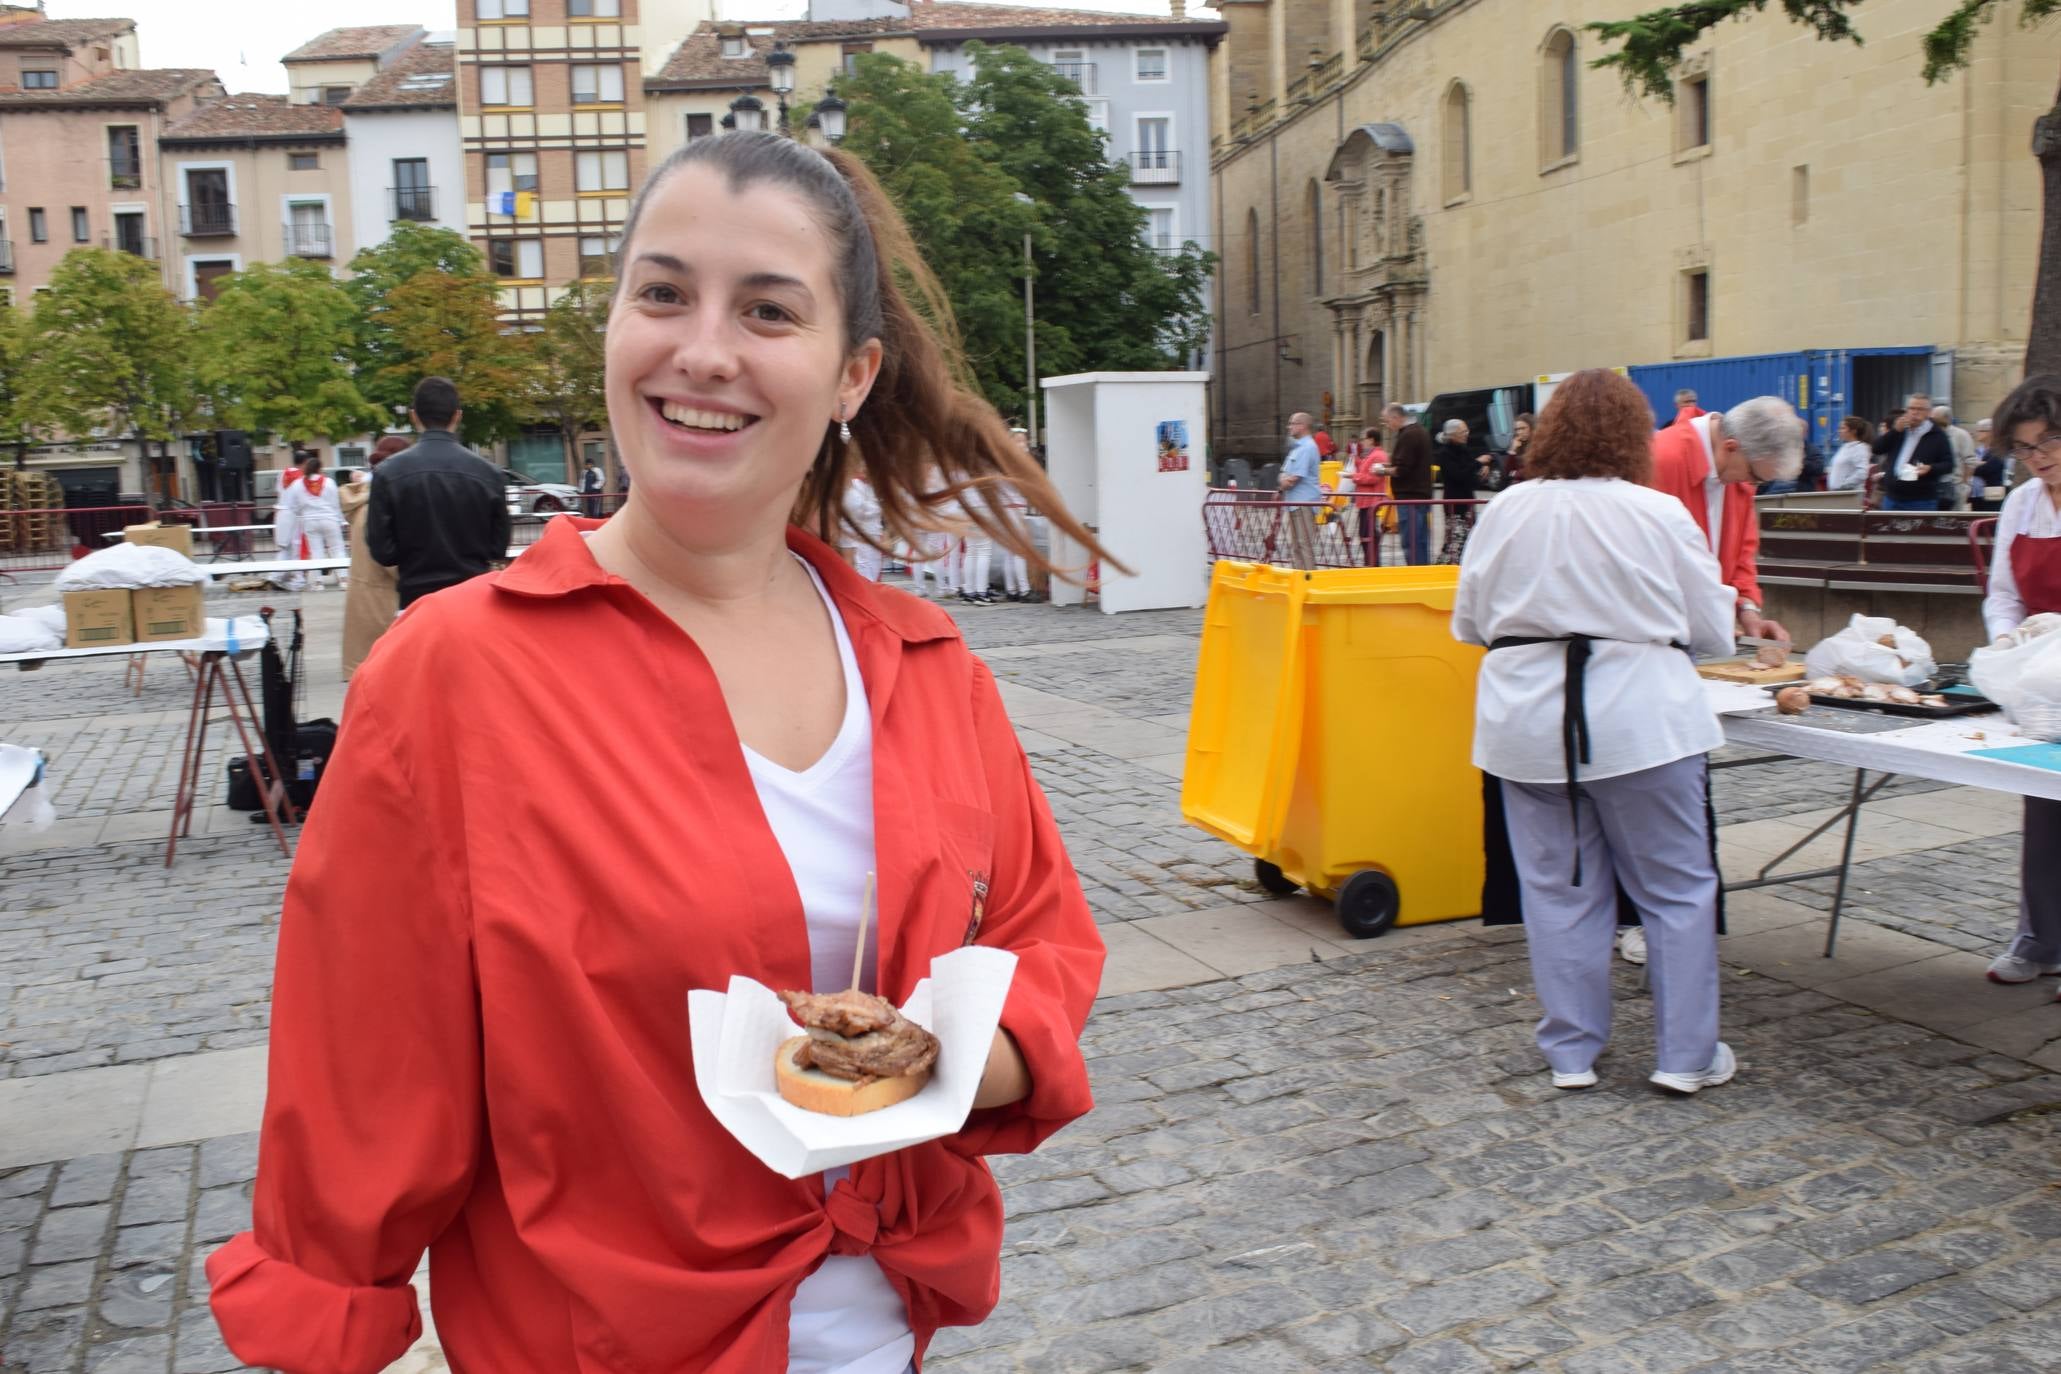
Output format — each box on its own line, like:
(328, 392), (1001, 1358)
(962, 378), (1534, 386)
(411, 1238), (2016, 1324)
(851, 871), (875, 993)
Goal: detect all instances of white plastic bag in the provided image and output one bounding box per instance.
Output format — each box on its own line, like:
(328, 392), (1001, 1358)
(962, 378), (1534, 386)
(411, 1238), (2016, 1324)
(54, 542), (206, 591)
(0, 614), (61, 654)
(1803, 614), (1936, 687)
(1970, 628), (2061, 741)
(14, 603), (66, 637)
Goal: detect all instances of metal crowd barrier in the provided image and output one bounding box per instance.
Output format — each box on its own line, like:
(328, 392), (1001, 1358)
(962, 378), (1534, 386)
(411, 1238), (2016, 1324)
(1202, 489), (1487, 569)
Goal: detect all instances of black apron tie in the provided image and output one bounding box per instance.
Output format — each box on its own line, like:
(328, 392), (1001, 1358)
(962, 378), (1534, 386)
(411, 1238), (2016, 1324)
(1490, 635), (1595, 886)
(1487, 635), (1690, 888)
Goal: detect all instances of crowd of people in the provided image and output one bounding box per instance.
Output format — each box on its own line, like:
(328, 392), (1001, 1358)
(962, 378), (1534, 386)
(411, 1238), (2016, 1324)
(1270, 385), (2025, 572)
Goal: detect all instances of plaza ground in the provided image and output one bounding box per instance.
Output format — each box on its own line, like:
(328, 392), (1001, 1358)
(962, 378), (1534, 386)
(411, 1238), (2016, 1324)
(2, 581), (2058, 1372)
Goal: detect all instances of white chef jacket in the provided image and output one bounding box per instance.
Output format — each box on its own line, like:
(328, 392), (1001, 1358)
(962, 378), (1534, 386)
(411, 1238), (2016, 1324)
(1453, 477), (1737, 784)
(1982, 477), (2061, 640)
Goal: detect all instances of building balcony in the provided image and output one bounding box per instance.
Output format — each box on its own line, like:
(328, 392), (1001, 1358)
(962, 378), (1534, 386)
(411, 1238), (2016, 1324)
(179, 202), (237, 237)
(1128, 149), (1181, 185)
(101, 232), (158, 260)
(1052, 60), (1096, 94)
(108, 160), (143, 190)
(0, 239), (12, 274)
(391, 185), (436, 222)
(285, 222), (333, 258)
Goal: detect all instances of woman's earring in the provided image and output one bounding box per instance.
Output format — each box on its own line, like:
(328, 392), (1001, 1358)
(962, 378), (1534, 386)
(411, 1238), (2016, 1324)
(839, 407), (852, 444)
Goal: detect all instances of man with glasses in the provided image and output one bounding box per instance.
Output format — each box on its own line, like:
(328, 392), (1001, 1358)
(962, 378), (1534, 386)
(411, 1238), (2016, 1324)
(1872, 392), (1955, 511)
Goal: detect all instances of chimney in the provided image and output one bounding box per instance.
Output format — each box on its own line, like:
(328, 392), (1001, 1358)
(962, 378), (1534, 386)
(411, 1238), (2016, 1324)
(1170, 0), (1186, 17)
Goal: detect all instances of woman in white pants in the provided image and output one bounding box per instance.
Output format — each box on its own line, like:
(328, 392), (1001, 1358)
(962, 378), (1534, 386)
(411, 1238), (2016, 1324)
(1453, 369), (1740, 1095)
(278, 454), (348, 589)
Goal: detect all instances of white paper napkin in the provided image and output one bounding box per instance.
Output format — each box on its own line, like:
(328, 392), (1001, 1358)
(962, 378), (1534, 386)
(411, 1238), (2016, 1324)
(688, 945), (1018, 1179)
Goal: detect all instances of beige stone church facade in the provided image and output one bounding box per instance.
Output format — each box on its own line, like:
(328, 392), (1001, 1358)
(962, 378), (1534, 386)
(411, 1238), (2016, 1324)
(1209, 0), (2058, 461)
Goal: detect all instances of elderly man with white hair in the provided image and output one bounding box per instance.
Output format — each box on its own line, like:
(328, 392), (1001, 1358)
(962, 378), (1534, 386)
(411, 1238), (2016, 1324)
(1650, 395), (1804, 649)
(1933, 403), (1977, 509)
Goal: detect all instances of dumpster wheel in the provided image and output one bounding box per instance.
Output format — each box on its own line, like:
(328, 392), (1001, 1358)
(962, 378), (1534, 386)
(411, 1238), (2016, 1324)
(1254, 859), (1300, 897)
(1336, 870), (1400, 939)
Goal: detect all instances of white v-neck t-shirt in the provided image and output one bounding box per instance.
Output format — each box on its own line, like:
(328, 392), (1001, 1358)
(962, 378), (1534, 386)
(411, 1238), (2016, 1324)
(742, 557), (914, 1374)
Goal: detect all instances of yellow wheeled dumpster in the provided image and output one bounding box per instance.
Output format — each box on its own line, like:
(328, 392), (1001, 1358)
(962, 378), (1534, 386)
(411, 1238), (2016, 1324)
(1181, 559), (1485, 937)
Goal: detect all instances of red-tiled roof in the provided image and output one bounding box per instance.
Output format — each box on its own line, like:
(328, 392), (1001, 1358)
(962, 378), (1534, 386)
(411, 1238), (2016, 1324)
(342, 40), (455, 110)
(651, 3), (1213, 88)
(0, 16), (133, 50)
(915, 2), (1168, 29)
(0, 66), (217, 108)
(283, 24), (423, 64)
(162, 92), (346, 142)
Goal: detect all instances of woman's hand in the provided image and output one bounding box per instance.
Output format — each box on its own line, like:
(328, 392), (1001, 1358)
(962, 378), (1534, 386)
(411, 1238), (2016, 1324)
(972, 1028), (1030, 1110)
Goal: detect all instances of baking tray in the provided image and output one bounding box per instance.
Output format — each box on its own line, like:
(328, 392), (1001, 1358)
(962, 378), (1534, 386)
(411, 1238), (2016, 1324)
(1762, 683), (2000, 719)
(1731, 705), (1918, 735)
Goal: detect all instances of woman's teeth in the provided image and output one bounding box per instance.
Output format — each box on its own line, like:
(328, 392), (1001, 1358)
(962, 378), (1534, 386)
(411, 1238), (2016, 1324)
(660, 402), (750, 432)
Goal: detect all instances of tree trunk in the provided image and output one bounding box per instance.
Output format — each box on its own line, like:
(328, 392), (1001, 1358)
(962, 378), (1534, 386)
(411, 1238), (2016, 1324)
(2028, 97), (2061, 376)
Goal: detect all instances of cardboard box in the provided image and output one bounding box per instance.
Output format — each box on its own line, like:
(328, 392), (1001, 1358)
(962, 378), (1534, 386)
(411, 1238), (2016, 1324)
(131, 583), (205, 643)
(63, 589), (133, 648)
(123, 522), (195, 557)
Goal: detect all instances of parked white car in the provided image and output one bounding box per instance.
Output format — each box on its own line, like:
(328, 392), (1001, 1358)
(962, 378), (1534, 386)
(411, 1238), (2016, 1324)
(501, 468), (580, 515)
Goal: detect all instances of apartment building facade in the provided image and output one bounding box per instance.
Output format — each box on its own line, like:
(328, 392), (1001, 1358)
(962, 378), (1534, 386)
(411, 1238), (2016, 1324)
(342, 39), (467, 253)
(0, 12), (221, 302)
(644, 1), (1223, 284)
(158, 95), (354, 301)
(454, 0), (696, 320)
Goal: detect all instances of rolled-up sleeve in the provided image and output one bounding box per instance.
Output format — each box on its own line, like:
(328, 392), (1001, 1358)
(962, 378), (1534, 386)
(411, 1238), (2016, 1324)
(948, 661), (1103, 1158)
(207, 689), (482, 1374)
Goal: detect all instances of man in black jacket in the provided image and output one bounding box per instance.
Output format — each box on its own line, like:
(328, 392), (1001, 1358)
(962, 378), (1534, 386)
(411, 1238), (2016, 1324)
(366, 377), (513, 607)
(1382, 403), (1435, 565)
(1871, 391), (1955, 511)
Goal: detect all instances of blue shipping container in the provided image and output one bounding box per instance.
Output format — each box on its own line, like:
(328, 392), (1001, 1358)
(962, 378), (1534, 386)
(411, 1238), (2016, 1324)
(1628, 347), (1936, 456)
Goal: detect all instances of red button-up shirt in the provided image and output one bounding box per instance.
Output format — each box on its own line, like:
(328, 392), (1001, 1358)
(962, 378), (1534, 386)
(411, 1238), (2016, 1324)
(208, 518), (1104, 1373)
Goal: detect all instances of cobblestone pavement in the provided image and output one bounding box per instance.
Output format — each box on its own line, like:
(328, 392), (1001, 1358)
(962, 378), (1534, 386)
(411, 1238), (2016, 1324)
(5, 941), (2059, 1373)
(0, 832), (283, 1080)
(4, 594), (2056, 1372)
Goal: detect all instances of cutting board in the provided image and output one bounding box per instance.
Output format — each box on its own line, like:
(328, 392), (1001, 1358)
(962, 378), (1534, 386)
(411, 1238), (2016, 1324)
(1697, 658), (1806, 684)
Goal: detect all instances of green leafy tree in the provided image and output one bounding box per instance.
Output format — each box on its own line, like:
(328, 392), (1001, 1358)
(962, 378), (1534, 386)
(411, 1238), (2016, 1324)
(375, 268), (533, 446)
(0, 300), (47, 466)
(193, 259), (383, 448)
(839, 53), (1038, 416)
(955, 42), (1215, 376)
(1592, 0), (2061, 371)
(344, 221), (491, 419)
(23, 248), (196, 461)
(528, 278), (611, 482)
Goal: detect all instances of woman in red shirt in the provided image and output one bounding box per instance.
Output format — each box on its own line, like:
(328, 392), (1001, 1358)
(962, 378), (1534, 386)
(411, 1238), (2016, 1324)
(1349, 427), (1389, 565)
(208, 133), (1111, 1373)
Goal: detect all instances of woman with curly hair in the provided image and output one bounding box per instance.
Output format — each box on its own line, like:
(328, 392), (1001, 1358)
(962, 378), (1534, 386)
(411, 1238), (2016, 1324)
(1453, 369), (1739, 1096)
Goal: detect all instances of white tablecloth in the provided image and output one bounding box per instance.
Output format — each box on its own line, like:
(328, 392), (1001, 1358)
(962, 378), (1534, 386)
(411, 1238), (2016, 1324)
(1706, 680), (2061, 801)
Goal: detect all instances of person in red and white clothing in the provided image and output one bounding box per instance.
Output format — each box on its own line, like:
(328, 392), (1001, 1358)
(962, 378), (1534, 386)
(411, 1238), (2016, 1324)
(1980, 374), (2061, 995)
(207, 131), (1113, 1374)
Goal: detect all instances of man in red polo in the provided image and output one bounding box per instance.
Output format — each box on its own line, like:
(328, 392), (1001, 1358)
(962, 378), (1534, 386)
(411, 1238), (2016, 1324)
(1649, 395), (1804, 648)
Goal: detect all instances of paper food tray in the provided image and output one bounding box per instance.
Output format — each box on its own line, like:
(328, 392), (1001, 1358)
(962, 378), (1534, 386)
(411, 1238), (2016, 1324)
(689, 944), (1017, 1179)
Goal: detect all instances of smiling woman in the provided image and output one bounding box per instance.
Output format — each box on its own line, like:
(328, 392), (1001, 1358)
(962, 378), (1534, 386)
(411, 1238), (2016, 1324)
(207, 132), (1111, 1374)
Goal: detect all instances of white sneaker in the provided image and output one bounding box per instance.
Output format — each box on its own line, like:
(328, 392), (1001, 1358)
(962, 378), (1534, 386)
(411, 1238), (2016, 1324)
(1986, 953), (2061, 984)
(1650, 1042), (1737, 1095)
(1617, 927), (1647, 966)
(1551, 1068), (1598, 1090)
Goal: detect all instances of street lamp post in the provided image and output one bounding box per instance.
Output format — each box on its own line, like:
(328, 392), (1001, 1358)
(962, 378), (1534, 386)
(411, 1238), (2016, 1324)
(728, 92), (766, 133)
(1013, 192), (1037, 449)
(814, 88), (846, 143)
(766, 43), (796, 132)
